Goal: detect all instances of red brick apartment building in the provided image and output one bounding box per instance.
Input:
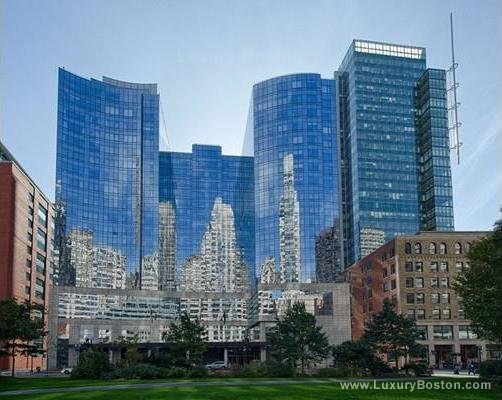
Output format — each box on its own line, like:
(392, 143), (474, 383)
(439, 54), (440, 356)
(345, 231), (502, 367)
(0, 142), (54, 372)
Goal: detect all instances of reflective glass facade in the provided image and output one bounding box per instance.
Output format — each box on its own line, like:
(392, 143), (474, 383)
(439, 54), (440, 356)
(55, 69), (159, 288)
(249, 74), (341, 283)
(159, 145), (255, 286)
(415, 69), (454, 231)
(337, 40), (454, 266)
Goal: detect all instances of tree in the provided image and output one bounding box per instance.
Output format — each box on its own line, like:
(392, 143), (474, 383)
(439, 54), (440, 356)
(332, 339), (391, 376)
(116, 333), (143, 365)
(71, 349), (110, 379)
(363, 299), (422, 369)
(268, 301), (330, 374)
(455, 215), (502, 342)
(163, 312), (206, 370)
(0, 298), (46, 376)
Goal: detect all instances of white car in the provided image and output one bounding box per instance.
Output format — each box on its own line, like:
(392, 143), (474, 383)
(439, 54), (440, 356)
(204, 361), (227, 370)
(61, 367), (73, 375)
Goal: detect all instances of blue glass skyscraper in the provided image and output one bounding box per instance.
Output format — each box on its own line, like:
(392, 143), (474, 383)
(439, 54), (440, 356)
(55, 69), (159, 288)
(159, 145), (255, 286)
(337, 40), (454, 266)
(248, 74), (342, 283)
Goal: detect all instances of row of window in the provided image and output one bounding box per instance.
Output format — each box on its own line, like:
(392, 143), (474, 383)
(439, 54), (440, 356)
(416, 325), (478, 340)
(404, 261), (469, 273)
(406, 292), (454, 304)
(405, 241), (468, 255)
(405, 277), (450, 288)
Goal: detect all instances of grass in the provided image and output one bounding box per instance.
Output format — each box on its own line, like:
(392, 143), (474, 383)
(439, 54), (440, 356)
(0, 378), (500, 400)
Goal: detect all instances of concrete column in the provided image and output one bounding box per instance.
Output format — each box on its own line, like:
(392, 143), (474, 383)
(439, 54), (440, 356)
(223, 348), (228, 366)
(260, 347), (267, 362)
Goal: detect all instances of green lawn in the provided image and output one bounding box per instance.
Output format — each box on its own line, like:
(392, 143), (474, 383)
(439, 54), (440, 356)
(0, 379), (500, 400)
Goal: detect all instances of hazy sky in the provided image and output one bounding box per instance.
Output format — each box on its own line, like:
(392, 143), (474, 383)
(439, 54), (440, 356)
(2, 0), (501, 231)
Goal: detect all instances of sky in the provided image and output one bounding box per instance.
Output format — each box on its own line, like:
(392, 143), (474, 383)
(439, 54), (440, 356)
(1, 0), (501, 231)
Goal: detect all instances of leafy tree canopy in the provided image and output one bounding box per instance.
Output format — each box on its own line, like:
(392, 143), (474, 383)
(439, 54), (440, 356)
(363, 299), (422, 369)
(269, 301), (330, 374)
(455, 214), (502, 342)
(0, 298), (46, 376)
(163, 312), (207, 370)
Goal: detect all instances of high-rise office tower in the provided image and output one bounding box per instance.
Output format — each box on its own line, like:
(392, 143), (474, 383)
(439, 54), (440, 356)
(159, 144), (254, 286)
(337, 40), (454, 266)
(415, 69), (455, 232)
(248, 74), (341, 283)
(55, 69), (159, 288)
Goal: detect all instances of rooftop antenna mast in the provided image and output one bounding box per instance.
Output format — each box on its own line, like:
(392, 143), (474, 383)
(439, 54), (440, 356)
(447, 12), (462, 164)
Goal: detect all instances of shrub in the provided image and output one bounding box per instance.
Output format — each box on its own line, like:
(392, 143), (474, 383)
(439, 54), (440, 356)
(401, 363), (432, 377)
(264, 360), (295, 377)
(110, 363), (167, 379)
(235, 362), (268, 377)
(187, 367), (208, 378)
(71, 350), (110, 379)
(165, 367), (187, 378)
(479, 360), (502, 380)
(314, 367), (357, 378)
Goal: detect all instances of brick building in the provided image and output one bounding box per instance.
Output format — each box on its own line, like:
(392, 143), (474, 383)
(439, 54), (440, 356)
(346, 231), (501, 367)
(0, 141), (54, 372)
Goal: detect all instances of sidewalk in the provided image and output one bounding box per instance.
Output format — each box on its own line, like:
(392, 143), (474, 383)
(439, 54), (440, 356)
(432, 369), (479, 378)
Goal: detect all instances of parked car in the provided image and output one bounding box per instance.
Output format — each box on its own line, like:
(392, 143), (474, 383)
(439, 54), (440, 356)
(204, 361), (227, 370)
(61, 367), (72, 375)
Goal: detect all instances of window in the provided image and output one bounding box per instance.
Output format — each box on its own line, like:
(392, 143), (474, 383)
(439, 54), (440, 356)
(440, 293), (450, 304)
(455, 262), (463, 273)
(391, 294), (398, 305)
(442, 309), (451, 319)
(391, 280), (396, 290)
(36, 228), (46, 251)
(383, 282), (389, 292)
(390, 264), (396, 274)
(416, 293), (425, 304)
(36, 253), (46, 274)
(433, 325), (453, 339)
(439, 277), (449, 288)
(414, 242), (422, 254)
(27, 232), (33, 242)
(415, 278), (424, 288)
(417, 325), (428, 339)
(405, 262), (413, 272)
(405, 277), (414, 288)
(26, 272), (31, 281)
(431, 293), (440, 303)
(37, 204), (48, 226)
(25, 259), (31, 268)
(35, 278), (44, 299)
(455, 242), (462, 255)
(440, 261), (448, 272)
(406, 293), (415, 304)
(406, 310), (416, 320)
(25, 286), (30, 295)
(429, 242), (437, 254)
(439, 243), (447, 254)
(415, 262), (423, 272)
(432, 309), (441, 320)
(431, 277), (438, 288)
(382, 268), (388, 278)
(417, 309), (425, 320)
(458, 309), (465, 320)
(458, 325), (477, 339)
(405, 242), (411, 254)
(430, 262), (438, 272)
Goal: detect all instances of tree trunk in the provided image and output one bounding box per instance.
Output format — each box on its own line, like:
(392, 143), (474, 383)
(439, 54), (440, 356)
(11, 343), (16, 377)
